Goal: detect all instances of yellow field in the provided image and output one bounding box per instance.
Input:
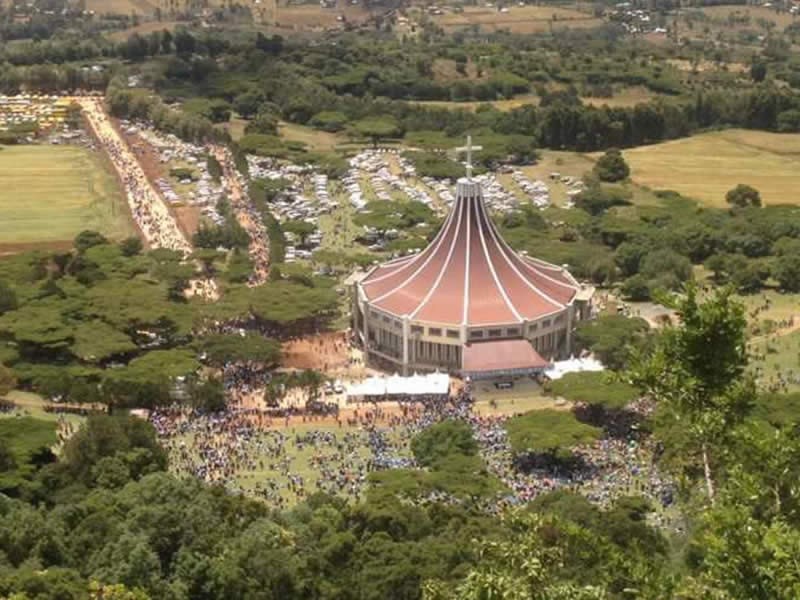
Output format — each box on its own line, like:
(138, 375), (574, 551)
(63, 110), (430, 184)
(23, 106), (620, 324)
(622, 129), (800, 207)
(431, 5), (602, 33)
(0, 144), (134, 246)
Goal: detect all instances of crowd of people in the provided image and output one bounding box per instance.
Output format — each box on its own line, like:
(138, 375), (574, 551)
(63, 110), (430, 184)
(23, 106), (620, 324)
(148, 374), (677, 523)
(79, 98), (191, 254)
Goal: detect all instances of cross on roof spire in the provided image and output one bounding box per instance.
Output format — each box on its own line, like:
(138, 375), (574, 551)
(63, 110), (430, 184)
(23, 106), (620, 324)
(455, 135), (483, 179)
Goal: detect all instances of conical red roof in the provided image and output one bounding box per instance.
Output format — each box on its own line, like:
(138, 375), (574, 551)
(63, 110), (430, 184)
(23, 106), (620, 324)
(360, 179), (580, 327)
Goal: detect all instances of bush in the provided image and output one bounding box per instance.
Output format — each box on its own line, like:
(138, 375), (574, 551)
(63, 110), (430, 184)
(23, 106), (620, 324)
(547, 371), (639, 410)
(593, 149), (630, 182)
(410, 420), (478, 468)
(505, 409), (601, 457)
(725, 184), (761, 208)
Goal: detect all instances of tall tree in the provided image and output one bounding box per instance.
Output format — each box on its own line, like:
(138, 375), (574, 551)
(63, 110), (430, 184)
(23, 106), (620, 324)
(627, 285), (752, 504)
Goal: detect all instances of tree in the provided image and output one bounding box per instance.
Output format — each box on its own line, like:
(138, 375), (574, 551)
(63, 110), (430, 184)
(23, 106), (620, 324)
(424, 511), (607, 600)
(0, 279), (18, 315)
(621, 274), (650, 301)
(574, 315), (650, 371)
(410, 420), (478, 468)
(351, 117), (401, 146)
(593, 149), (629, 182)
(188, 377), (226, 412)
(0, 363), (15, 398)
(197, 333), (281, 367)
(119, 237), (143, 257)
(74, 230), (108, 253)
(627, 285), (751, 504)
(773, 254), (800, 292)
(750, 61), (767, 83)
(725, 184), (761, 208)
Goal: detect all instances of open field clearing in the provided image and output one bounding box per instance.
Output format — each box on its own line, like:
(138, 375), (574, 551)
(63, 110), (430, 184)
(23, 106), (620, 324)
(622, 129), (800, 207)
(0, 145), (134, 246)
(84, 0), (158, 15)
(431, 5), (603, 33)
(415, 86), (659, 112)
(278, 121), (341, 152)
(698, 5), (800, 30)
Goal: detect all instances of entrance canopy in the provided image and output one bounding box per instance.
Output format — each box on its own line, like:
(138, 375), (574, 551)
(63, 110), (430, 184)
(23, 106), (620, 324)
(462, 339), (550, 379)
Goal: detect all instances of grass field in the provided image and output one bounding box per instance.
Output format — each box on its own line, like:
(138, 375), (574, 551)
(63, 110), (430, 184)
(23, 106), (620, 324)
(278, 121), (341, 152)
(0, 145), (134, 246)
(431, 5), (603, 33)
(622, 129), (800, 207)
(698, 5), (800, 30)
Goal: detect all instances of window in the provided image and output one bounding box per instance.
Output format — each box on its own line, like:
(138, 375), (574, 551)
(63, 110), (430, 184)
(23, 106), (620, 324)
(529, 323), (538, 332)
(542, 319), (551, 328)
(554, 314), (564, 324)
(428, 327), (442, 337)
(446, 329), (460, 339)
(488, 329), (502, 338)
(382, 314), (391, 324)
(393, 319), (401, 329)
(507, 328), (520, 336)
(411, 325), (424, 335)
(470, 330), (484, 339)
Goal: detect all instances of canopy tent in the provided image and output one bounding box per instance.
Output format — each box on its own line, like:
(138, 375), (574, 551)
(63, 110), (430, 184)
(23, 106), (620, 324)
(545, 357), (604, 380)
(346, 372), (450, 400)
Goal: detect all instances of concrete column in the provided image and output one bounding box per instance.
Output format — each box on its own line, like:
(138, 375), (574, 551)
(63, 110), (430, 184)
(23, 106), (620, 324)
(402, 316), (410, 376)
(565, 306), (575, 358)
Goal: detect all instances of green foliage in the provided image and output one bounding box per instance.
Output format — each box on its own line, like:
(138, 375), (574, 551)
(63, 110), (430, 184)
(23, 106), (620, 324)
(62, 414), (167, 485)
(574, 315), (650, 371)
(627, 285), (751, 504)
(353, 200), (435, 231)
(196, 332), (281, 366)
(119, 237), (143, 257)
(0, 279), (18, 315)
(74, 230), (108, 254)
(726, 183), (762, 208)
(403, 151), (463, 179)
(505, 409), (601, 457)
(310, 111), (349, 132)
(547, 371), (639, 410)
(573, 183), (631, 216)
(773, 254), (800, 292)
(350, 116), (401, 144)
(0, 362), (15, 397)
(593, 148), (629, 182)
(410, 420), (478, 467)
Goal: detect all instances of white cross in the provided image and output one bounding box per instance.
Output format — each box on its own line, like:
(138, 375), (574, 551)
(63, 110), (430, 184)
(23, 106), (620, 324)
(455, 135), (483, 179)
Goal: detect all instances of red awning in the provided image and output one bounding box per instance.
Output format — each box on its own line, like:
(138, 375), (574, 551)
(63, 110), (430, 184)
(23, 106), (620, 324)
(462, 339), (550, 373)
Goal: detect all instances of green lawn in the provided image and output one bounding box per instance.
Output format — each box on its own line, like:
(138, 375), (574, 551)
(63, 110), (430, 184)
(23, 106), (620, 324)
(0, 144), (134, 245)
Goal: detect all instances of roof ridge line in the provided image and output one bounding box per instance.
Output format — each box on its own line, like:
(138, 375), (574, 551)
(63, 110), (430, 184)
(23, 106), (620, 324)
(461, 193), (472, 325)
(475, 193), (522, 322)
(479, 197), (565, 311)
(364, 205), (456, 287)
(409, 194), (465, 320)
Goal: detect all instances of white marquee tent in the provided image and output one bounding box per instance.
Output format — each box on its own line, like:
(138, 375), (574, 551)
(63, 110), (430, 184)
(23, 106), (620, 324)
(346, 372), (450, 400)
(544, 357), (605, 381)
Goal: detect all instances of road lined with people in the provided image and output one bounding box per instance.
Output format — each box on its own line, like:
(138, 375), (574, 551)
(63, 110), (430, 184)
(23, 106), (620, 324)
(78, 97), (191, 253)
(212, 146), (270, 285)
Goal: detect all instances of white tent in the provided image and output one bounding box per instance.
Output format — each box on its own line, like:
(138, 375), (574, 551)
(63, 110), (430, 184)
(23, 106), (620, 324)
(346, 372), (449, 400)
(545, 357), (605, 381)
